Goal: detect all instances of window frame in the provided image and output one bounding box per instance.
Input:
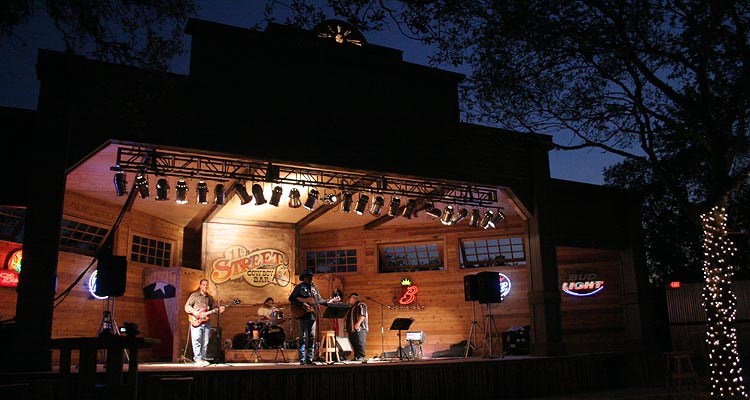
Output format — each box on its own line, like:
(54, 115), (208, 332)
(459, 235), (526, 269)
(377, 240), (445, 273)
(303, 247), (359, 274)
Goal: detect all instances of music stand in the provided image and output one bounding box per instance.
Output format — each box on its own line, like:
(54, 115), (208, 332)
(389, 318), (414, 360)
(322, 303), (350, 319)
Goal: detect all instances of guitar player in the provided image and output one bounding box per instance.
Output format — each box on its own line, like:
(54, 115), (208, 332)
(288, 269), (339, 365)
(184, 279), (225, 366)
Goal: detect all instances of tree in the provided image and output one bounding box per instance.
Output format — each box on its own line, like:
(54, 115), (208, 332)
(267, 1), (750, 397)
(1, 0), (198, 69)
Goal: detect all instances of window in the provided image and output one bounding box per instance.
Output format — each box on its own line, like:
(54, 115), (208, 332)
(130, 235), (173, 267)
(460, 236), (526, 268)
(378, 242), (444, 273)
(59, 219), (109, 256)
(305, 249), (358, 273)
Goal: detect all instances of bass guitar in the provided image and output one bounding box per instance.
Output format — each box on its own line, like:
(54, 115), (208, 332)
(290, 295), (341, 318)
(188, 298), (240, 327)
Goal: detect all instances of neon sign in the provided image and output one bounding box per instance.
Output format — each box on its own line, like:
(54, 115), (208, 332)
(497, 273), (512, 298)
(88, 270), (109, 300)
(561, 271), (604, 297)
(0, 249), (21, 288)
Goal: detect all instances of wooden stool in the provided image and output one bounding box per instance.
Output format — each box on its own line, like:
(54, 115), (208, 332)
(665, 351), (700, 389)
(321, 330), (340, 363)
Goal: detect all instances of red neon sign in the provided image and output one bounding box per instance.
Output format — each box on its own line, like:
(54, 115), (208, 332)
(669, 281), (681, 289)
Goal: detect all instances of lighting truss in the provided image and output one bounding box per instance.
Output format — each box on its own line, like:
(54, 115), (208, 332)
(111, 146), (499, 207)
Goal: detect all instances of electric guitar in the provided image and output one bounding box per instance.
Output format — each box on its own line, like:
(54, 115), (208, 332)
(188, 298), (240, 327)
(290, 295), (341, 318)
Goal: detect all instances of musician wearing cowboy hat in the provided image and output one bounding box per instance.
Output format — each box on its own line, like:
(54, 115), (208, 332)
(288, 268), (324, 365)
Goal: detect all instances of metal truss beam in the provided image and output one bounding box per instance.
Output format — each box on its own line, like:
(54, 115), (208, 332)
(112, 146), (499, 207)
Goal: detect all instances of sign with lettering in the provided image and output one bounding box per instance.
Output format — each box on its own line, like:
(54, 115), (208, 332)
(211, 245), (291, 287)
(561, 271), (605, 297)
(1, 249), (21, 288)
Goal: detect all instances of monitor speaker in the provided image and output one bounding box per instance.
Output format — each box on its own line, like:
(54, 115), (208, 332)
(336, 336), (352, 358)
(206, 327), (224, 363)
(95, 255), (127, 297)
(463, 274), (478, 302)
(476, 271), (503, 304)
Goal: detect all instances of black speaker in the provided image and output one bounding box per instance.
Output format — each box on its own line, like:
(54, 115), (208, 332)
(206, 327), (224, 363)
(476, 271), (503, 304)
(95, 255), (127, 297)
(463, 274), (478, 302)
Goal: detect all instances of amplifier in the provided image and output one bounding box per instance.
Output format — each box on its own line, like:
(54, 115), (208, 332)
(405, 331), (426, 342)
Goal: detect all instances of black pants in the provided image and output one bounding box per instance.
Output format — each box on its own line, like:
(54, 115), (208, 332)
(348, 330), (367, 359)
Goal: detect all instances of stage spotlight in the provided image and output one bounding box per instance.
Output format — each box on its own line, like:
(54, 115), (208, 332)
(468, 209), (481, 227)
(425, 206), (442, 219)
(252, 184), (267, 205)
(415, 202), (434, 217)
(288, 188), (302, 208)
(387, 197), (401, 217)
(214, 184), (226, 205)
(341, 191), (354, 213)
(234, 183), (252, 205)
(402, 199), (417, 219)
(113, 172), (128, 197)
(155, 178), (169, 201)
(196, 181), (209, 204)
(175, 179), (189, 204)
(370, 195), (385, 216)
(303, 189), (319, 210)
(440, 205), (454, 225)
(479, 210), (494, 229)
(355, 194), (369, 215)
(269, 186), (283, 207)
(322, 193), (338, 205)
(451, 208), (468, 224)
(134, 174), (149, 199)
(490, 208), (505, 228)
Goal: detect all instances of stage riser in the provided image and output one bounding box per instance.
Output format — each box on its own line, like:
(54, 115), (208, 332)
(224, 349), (299, 363)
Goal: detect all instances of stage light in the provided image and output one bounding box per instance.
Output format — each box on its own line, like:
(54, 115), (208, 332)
(468, 209), (481, 227)
(387, 197), (401, 217)
(322, 193), (338, 204)
(451, 208), (468, 224)
(113, 172), (127, 196)
(155, 178), (169, 201)
(119, 322), (139, 337)
(269, 186), (283, 207)
(252, 184), (267, 205)
(370, 195), (385, 216)
(402, 199), (416, 219)
(440, 205), (454, 225)
(303, 188), (319, 210)
(196, 181), (209, 204)
(415, 202), (434, 217)
(425, 205), (442, 219)
(479, 210), (494, 229)
(175, 179), (189, 204)
(214, 184), (226, 205)
(288, 188), (302, 208)
(341, 191), (353, 213)
(234, 183), (252, 205)
(490, 208), (505, 228)
(134, 173), (149, 199)
(355, 194), (369, 215)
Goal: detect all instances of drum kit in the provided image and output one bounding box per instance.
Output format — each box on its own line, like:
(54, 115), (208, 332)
(233, 307), (289, 350)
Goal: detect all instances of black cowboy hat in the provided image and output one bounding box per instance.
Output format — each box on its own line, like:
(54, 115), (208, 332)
(299, 269), (314, 279)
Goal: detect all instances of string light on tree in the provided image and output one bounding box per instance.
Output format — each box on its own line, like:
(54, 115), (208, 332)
(700, 205), (746, 398)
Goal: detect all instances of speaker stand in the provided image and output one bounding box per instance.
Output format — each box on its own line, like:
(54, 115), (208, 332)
(97, 296), (129, 363)
(464, 300), (483, 358)
(482, 303), (503, 358)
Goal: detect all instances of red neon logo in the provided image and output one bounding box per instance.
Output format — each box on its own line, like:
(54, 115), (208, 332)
(669, 281), (681, 288)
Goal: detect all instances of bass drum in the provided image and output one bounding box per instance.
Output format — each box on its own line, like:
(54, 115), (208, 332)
(260, 324), (286, 349)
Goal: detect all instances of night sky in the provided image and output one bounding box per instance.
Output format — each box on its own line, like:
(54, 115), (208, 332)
(0, 2), (623, 185)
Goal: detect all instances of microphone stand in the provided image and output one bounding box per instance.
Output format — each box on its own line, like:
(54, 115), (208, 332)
(366, 296), (390, 359)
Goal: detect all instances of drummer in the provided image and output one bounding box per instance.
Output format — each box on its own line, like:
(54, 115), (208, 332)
(257, 297), (275, 321)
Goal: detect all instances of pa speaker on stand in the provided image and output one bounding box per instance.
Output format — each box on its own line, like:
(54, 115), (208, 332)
(94, 255), (127, 298)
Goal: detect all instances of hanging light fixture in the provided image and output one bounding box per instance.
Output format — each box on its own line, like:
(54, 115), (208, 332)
(133, 173), (149, 199)
(440, 205), (454, 225)
(288, 188), (302, 208)
(341, 191), (354, 213)
(415, 202), (434, 217)
(269, 186), (283, 207)
(234, 183), (252, 205)
(196, 181), (209, 204)
(370, 195), (385, 216)
(155, 178), (169, 201)
(490, 208), (505, 228)
(175, 179), (189, 204)
(468, 209), (481, 227)
(214, 184), (226, 205)
(402, 199), (417, 219)
(479, 210), (494, 229)
(303, 188), (319, 210)
(322, 193), (338, 204)
(425, 205), (442, 219)
(387, 197), (401, 217)
(252, 183), (267, 205)
(355, 194), (369, 215)
(451, 208), (468, 224)
(113, 172), (128, 197)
